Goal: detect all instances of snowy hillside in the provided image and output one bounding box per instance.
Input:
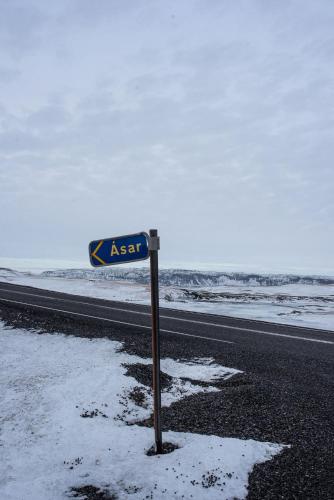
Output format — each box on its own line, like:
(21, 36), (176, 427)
(40, 267), (334, 287)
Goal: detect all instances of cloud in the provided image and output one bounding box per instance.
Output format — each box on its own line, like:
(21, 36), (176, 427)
(0, 0), (333, 269)
(0, 0), (47, 57)
(0, 66), (20, 84)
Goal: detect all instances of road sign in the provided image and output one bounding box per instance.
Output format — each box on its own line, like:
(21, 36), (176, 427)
(88, 229), (163, 454)
(89, 232), (149, 267)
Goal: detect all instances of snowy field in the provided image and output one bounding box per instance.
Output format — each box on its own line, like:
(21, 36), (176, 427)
(0, 323), (285, 499)
(0, 260), (333, 331)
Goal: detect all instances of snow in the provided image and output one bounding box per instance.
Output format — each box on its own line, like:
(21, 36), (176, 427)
(1, 266), (333, 330)
(0, 323), (285, 499)
(0, 256), (332, 276)
(160, 358), (241, 382)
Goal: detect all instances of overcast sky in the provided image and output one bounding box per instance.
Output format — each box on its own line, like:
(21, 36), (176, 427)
(0, 0), (333, 273)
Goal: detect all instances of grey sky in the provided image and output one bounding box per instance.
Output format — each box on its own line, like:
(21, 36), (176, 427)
(0, 0), (333, 273)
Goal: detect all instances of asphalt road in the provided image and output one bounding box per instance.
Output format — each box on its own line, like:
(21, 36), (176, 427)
(0, 281), (334, 499)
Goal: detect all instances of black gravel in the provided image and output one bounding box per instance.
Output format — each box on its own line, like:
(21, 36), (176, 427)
(128, 386), (148, 407)
(68, 485), (116, 499)
(146, 441), (179, 456)
(1, 301), (334, 499)
(124, 363), (174, 391)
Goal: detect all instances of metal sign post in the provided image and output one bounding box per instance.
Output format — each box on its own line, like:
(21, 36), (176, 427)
(149, 229), (163, 454)
(88, 229), (163, 454)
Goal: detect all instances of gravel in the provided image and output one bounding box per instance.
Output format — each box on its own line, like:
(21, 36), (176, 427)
(68, 485), (116, 499)
(124, 363), (174, 391)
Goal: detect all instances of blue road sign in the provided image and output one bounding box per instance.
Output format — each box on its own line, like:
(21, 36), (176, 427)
(89, 232), (149, 267)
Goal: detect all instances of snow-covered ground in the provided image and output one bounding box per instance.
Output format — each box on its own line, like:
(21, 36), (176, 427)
(0, 323), (285, 499)
(0, 262), (333, 330)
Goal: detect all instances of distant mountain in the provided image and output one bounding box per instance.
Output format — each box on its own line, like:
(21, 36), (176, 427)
(40, 268), (334, 287)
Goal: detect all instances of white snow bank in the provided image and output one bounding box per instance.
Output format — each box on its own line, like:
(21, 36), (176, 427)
(160, 357), (241, 382)
(0, 323), (285, 500)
